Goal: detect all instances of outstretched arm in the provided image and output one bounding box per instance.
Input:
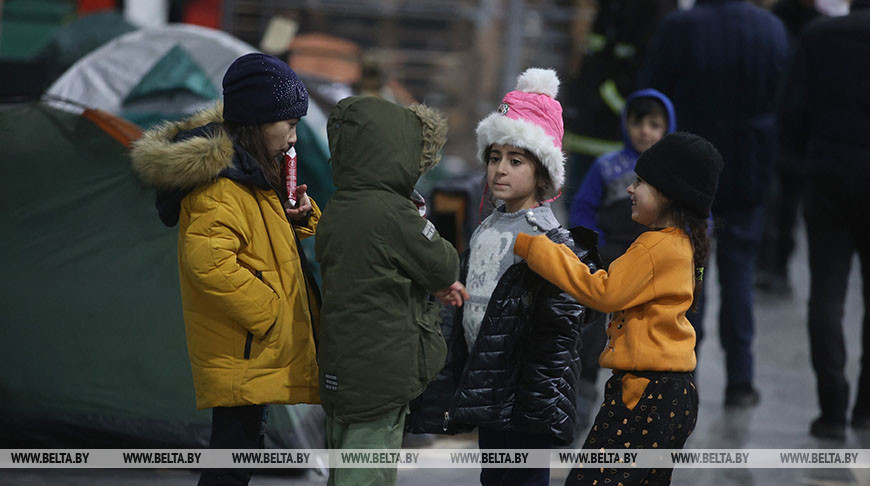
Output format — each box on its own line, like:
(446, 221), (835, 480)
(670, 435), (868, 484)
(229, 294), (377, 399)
(514, 233), (655, 313)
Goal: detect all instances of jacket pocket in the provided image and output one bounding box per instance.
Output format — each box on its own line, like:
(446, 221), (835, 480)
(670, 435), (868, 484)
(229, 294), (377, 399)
(246, 270), (282, 360)
(257, 270), (283, 298)
(416, 301), (448, 384)
(619, 373), (651, 411)
(244, 331), (253, 360)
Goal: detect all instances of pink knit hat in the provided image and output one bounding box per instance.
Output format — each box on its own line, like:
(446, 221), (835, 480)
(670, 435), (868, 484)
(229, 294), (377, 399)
(476, 68), (565, 189)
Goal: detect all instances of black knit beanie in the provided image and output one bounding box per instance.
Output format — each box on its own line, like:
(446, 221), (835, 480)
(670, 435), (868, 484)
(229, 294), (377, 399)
(222, 53), (308, 125)
(634, 132), (724, 218)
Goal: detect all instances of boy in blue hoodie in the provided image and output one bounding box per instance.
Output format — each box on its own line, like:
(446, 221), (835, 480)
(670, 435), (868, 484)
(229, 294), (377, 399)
(570, 89), (676, 265)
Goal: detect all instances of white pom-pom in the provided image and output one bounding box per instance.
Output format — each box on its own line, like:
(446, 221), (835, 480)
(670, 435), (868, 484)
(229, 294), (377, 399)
(515, 68), (559, 98)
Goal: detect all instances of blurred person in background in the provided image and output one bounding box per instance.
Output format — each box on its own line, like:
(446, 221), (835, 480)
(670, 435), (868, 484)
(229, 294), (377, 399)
(756, 0), (826, 296)
(571, 90), (676, 270)
(779, 0), (870, 441)
(639, 0), (789, 408)
(561, 0), (678, 197)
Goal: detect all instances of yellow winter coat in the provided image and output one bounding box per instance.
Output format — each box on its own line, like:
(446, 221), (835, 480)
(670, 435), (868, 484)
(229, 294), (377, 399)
(131, 106), (320, 409)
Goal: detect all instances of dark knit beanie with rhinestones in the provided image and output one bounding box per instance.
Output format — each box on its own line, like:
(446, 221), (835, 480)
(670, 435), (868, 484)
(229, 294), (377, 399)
(634, 132), (724, 218)
(222, 53), (308, 125)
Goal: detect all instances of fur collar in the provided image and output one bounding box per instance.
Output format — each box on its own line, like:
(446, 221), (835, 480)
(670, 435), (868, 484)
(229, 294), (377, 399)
(131, 104), (234, 190)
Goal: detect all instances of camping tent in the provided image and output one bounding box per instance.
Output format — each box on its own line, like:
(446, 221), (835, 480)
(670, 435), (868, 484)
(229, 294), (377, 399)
(0, 9), (136, 100)
(0, 102), (325, 459)
(36, 11), (137, 86)
(46, 23), (335, 207)
(0, 0), (77, 61)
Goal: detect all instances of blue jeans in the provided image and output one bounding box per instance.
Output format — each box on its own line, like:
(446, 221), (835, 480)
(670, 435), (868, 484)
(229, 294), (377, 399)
(715, 205), (766, 387)
(477, 427), (550, 486)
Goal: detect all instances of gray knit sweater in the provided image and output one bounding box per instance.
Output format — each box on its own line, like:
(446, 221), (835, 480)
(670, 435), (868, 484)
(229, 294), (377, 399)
(462, 203), (560, 352)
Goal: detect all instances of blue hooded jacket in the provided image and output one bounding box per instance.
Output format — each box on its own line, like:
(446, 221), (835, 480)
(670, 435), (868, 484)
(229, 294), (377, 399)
(569, 89), (676, 264)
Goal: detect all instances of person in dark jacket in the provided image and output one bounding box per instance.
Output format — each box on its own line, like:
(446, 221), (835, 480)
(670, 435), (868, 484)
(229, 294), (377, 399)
(756, 0), (825, 295)
(410, 69), (603, 486)
(638, 0), (789, 407)
(778, 0), (870, 441)
(560, 0), (677, 205)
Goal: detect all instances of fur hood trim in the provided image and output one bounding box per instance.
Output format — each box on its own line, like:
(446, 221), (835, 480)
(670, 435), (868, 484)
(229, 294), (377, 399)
(407, 103), (448, 174)
(130, 103), (234, 190)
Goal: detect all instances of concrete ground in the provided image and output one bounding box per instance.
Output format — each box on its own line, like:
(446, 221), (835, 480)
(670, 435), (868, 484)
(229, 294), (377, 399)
(3, 223), (868, 486)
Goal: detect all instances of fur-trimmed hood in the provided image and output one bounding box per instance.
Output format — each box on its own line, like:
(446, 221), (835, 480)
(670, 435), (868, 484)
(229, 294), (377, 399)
(131, 104), (234, 190)
(327, 96), (447, 196)
(130, 103), (272, 226)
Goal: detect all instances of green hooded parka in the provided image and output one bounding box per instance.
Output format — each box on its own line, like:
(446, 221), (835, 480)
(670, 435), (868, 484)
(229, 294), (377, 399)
(315, 97), (459, 423)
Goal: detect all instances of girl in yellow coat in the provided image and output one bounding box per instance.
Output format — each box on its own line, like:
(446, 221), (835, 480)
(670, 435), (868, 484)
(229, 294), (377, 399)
(131, 53), (320, 486)
(514, 132), (723, 486)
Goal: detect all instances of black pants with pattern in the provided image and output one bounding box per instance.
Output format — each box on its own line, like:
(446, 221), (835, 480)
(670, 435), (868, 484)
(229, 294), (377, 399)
(566, 371), (698, 486)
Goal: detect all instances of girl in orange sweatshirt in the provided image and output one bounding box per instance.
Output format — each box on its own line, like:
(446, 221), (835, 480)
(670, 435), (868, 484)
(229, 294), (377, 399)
(514, 132), (723, 486)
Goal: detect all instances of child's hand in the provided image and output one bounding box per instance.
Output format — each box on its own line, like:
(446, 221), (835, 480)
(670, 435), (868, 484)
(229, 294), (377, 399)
(285, 184), (312, 220)
(435, 281), (470, 307)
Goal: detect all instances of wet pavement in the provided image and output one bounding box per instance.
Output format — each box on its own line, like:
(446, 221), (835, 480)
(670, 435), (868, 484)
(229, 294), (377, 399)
(3, 222), (868, 486)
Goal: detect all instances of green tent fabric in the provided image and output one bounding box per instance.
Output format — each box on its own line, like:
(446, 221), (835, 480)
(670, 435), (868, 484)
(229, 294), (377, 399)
(0, 0), (76, 60)
(1, 9), (131, 100)
(121, 110), (190, 132)
(0, 102), (324, 451)
(35, 11), (136, 73)
(123, 45), (220, 105)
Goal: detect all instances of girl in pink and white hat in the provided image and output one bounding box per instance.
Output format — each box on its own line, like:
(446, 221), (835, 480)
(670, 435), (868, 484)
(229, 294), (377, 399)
(412, 69), (603, 485)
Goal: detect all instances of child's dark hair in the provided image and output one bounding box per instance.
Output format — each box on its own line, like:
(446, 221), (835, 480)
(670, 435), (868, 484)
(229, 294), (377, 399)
(224, 121), (286, 200)
(483, 144), (556, 206)
(661, 203), (711, 312)
(626, 96), (668, 124)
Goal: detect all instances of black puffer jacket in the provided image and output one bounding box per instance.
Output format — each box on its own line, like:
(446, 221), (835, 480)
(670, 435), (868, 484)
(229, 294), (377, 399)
(408, 226), (603, 445)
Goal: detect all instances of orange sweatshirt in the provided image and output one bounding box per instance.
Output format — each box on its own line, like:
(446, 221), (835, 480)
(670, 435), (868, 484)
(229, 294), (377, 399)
(514, 227), (697, 409)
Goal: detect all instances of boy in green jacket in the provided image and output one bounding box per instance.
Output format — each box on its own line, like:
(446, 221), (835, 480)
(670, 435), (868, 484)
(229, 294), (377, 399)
(315, 96), (466, 486)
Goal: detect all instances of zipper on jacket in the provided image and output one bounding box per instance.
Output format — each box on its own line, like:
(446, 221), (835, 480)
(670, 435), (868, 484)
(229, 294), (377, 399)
(245, 270), (263, 359)
(273, 186), (321, 349)
(446, 262), (525, 430)
(244, 332), (253, 359)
